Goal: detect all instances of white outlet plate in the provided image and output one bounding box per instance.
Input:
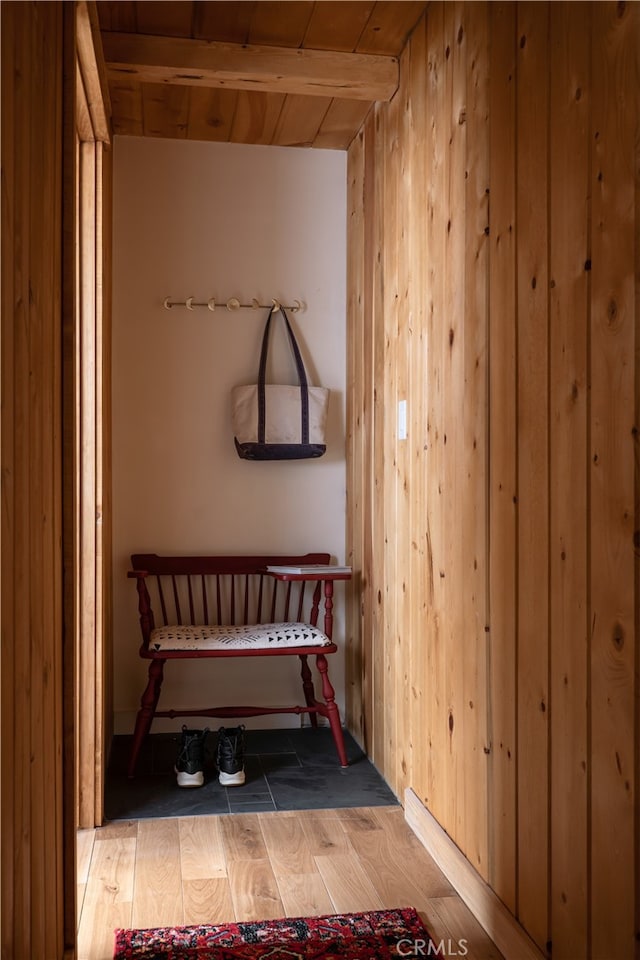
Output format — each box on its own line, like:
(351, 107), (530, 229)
(398, 400), (407, 440)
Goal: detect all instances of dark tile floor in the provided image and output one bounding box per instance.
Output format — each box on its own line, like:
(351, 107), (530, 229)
(105, 726), (399, 821)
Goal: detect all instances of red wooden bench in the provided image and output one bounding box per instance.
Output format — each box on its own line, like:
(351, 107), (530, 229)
(126, 552), (351, 777)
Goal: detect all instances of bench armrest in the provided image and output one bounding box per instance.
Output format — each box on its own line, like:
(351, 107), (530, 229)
(265, 567), (351, 639)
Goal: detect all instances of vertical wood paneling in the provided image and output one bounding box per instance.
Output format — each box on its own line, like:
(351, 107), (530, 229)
(347, 3), (639, 957)
(1, 3), (66, 957)
(548, 6), (590, 957)
(589, 3), (637, 956)
(381, 62), (401, 794)
(635, 12), (640, 956)
(515, 2), (550, 947)
(14, 9), (34, 948)
(361, 109), (377, 756)
(371, 102), (387, 768)
(406, 8), (428, 811)
(360, 113), (382, 756)
(394, 36), (412, 800)
(42, 8), (65, 948)
(29, 14), (48, 949)
(346, 126), (366, 743)
(423, 0), (446, 830)
(443, 0), (467, 849)
(487, 0), (518, 912)
(63, 44), (80, 960)
(95, 141), (107, 826)
(1, 2), (17, 948)
(461, 0), (490, 879)
(101, 141), (114, 783)
(78, 141), (98, 831)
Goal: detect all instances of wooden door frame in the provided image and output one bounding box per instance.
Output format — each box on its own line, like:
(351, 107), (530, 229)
(67, 0), (112, 837)
(62, 2), (112, 948)
(63, 0), (112, 947)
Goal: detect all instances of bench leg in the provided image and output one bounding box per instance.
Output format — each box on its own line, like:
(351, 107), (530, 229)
(315, 653), (348, 768)
(127, 659), (165, 778)
(299, 655), (318, 728)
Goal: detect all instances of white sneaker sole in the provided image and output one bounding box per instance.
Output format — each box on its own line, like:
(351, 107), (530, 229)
(174, 766), (204, 788)
(219, 769), (245, 786)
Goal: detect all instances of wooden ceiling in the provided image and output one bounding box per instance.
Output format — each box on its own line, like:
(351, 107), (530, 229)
(95, 1), (428, 149)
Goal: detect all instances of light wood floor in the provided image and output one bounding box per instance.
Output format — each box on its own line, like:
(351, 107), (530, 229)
(77, 806), (503, 960)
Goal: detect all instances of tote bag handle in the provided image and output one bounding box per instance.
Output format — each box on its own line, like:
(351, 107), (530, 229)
(257, 306), (310, 445)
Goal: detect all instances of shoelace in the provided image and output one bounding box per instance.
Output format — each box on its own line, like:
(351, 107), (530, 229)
(177, 736), (199, 764)
(218, 734), (243, 758)
(178, 728), (209, 763)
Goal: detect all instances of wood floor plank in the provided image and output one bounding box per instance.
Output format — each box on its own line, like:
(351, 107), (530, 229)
(76, 828), (96, 933)
(259, 815), (317, 875)
(299, 816), (352, 856)
(418, 903), (473, 958)
(295, 806), (375, 820)
(76, 836), (136, 960)
(220, 812), (269, 861)
(276, 873), (336, 918)
(76, 884), (87, 934)
(313, 854), (384, 913)
(93, 820), (138, 840)
(76, 829), (96, 884)
(179, 816), (227, 881)
(228, 858), (285, 921)
(335, 809), (384, 834)
(182, 877), (235, 926)
(368, 808), (456, 895)
(343, 817), (454, 904)
(428, 897), (504, 960)
(132, 819), (183, 928)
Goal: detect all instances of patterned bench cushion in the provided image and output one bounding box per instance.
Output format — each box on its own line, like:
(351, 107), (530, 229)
(150, 621), (331, 652)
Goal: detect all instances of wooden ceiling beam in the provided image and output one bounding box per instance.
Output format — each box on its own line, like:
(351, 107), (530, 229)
(101, 32), (398, 102)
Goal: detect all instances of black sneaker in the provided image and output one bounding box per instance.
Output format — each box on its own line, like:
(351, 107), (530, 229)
(216, 725), (245, 786)
(174, 725), (209, 788)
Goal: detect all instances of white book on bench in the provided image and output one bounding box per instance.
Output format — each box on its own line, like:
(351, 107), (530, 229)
(266, 564), (352, 575)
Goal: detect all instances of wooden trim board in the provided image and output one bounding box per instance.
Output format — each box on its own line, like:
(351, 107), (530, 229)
(404, 789), (544, 960)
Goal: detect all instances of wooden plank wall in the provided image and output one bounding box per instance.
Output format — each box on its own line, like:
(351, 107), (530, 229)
(1, 2), (68, 957)
(346, 2), (639, 957)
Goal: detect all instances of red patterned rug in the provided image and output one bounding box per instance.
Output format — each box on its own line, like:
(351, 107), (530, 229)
(113, 906), (433, 960)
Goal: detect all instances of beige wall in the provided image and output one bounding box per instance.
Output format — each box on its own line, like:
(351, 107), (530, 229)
(347, 2), (639, 958)
(111, 136), (348, 734)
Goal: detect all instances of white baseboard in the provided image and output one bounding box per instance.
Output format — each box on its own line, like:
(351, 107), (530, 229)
(404, 788), (545, 960)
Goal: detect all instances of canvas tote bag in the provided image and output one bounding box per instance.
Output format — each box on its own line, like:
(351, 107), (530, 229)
(231, 306), (329, 460)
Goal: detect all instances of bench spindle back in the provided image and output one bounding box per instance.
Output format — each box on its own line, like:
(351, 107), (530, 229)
(130, 553), (331, 644)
